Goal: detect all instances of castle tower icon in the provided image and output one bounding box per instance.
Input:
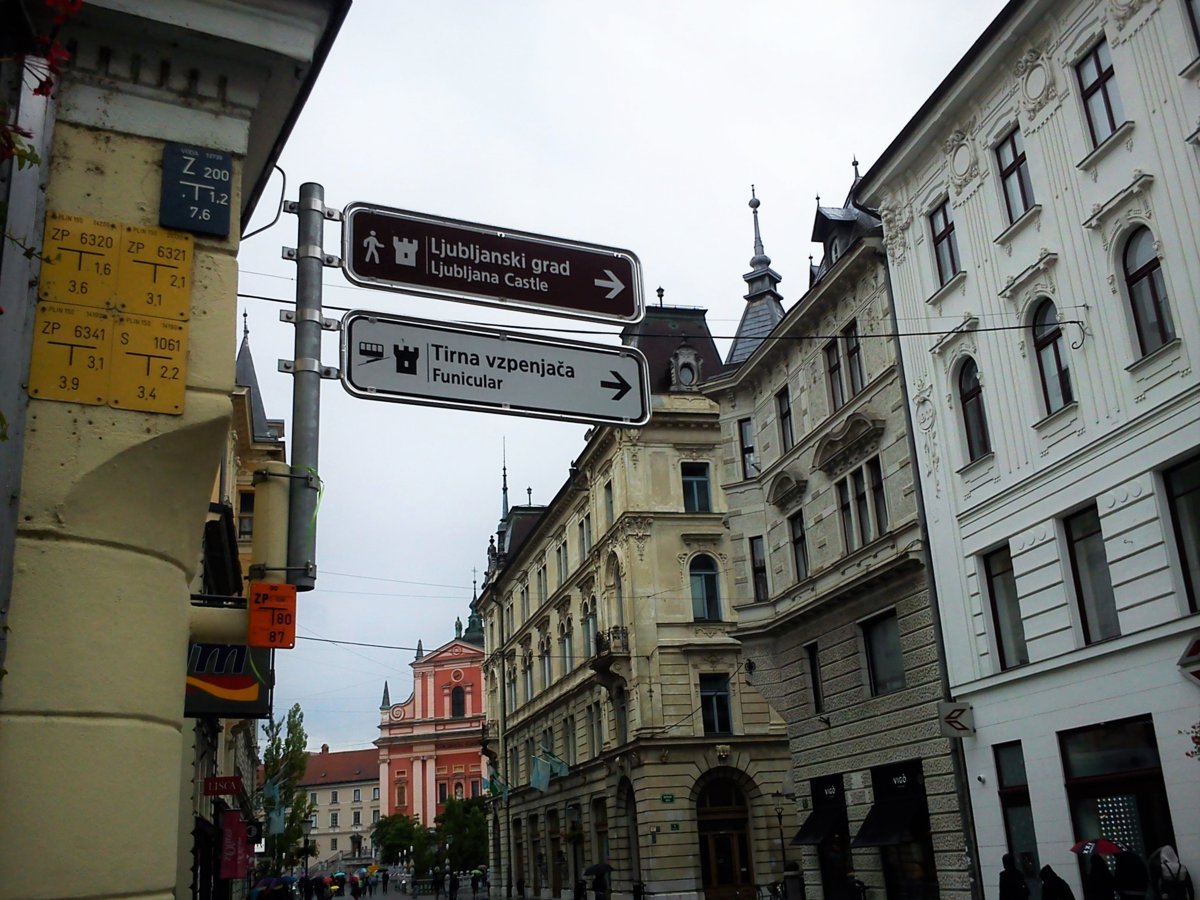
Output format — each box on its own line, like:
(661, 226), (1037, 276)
(394, 343), (420, 375)
(393, 235), (418, 267)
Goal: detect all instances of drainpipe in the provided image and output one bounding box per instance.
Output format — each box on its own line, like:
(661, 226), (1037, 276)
(878, 249), (984, 900)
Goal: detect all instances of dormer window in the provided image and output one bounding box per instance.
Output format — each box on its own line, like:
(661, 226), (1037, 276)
(670, 345), (703, 391)
(828, 238), (841, 264)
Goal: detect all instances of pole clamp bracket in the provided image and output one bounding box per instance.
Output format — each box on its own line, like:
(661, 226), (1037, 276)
(279, 358), (341, 379)
(283, 198), (343, 221)
(280, 308), (341, 331)
(282, 245), (342, 268)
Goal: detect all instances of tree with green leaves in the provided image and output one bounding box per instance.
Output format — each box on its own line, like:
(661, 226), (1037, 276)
(259, 703), (314, 874)
(436, 797), (488, 872)
(373, 813), (435, 873)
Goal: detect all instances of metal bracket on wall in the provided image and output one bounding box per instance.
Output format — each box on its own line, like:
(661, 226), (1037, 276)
(280, 308), (340, 331)
(277, 357), (340, 380)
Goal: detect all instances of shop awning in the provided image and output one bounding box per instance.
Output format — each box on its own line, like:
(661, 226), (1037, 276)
(850, 796), (928, 848)
(791, 805), (846, 846)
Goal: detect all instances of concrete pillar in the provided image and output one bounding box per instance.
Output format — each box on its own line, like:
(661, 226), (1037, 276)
(0, 122), (238, 899)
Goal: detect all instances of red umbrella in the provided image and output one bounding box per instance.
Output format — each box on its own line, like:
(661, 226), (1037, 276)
(1071, 839), (1125, 855)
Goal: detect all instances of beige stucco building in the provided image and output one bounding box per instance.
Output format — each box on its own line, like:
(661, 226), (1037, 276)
(703, 194), (974, 900)
(0, 2), (347, 897)
(479, 306), (793, 900)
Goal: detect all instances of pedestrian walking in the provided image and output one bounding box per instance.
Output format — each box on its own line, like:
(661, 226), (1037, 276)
(450, 871), (460, 900)
(1043, 865), (1078, 900)
(1001, 853), (1031, 900)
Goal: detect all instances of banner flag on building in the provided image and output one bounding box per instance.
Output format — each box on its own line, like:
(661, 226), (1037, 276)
(220, 810), (250, 878)
(487, 767), (510, 801)
(530, 756), (552, 792)
(541, 749), (570, 778)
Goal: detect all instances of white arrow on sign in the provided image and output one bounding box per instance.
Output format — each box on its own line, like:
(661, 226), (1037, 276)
(594, 269), (625, 300)
(340, 310), (651, 427)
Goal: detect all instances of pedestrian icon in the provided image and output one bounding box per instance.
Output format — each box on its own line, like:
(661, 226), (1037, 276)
(362, 229), (383, 264)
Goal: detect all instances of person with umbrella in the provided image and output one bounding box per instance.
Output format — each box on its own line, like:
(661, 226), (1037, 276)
(584, 862), (612, 900)
(471, 870), (481, 900)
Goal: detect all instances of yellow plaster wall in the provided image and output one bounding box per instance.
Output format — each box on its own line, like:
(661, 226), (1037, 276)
(0, 122), (240, 899)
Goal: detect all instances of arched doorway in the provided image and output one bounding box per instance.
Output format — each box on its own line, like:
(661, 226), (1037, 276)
(619, 778), (642, 889)
(696, 777), (755, 900)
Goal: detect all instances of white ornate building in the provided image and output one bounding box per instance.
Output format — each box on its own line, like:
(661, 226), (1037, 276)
(855, 1), (1200, 898)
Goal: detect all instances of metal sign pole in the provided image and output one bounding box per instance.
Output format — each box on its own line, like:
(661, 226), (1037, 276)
(280, 182), (341, 591)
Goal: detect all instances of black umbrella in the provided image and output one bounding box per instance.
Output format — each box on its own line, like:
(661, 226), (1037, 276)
(584, 863), (613, 876)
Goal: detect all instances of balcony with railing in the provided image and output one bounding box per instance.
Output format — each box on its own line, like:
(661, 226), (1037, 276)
(589, 626), (631, 693)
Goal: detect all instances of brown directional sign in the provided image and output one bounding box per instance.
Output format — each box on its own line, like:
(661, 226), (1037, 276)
(342, 203), (643, 324)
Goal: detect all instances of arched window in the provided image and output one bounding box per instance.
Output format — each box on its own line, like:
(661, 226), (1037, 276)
(1124, 227), (1175, 357)
(690, 555), (721, 622)
(451, 685), (465, 718)
(958, 358), (991, 462)
(1033, 299), (1072, 414)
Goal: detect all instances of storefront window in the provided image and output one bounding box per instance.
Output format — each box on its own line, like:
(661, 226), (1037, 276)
(1058, 716), (1176, 861)
(995, 742), (1041, 900)
(852, 760), (939, 900)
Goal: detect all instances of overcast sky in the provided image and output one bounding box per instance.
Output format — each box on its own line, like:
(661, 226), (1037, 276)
(235, 1), (1010, 752)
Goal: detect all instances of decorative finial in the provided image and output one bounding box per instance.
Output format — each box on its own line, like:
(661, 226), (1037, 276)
(748, 185), (770, 268)
(852, 156), (860, 178)
(242, 311), (249, 338)
(526, 487), (532, 504)
(815, 193), (821, 206)
(656, 286), (664, 307)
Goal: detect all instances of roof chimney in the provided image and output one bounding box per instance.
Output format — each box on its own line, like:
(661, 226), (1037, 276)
(321, 744), (329, 754)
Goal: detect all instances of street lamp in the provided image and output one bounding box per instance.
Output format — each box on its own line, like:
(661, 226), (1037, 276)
(774, 805), (787, 871)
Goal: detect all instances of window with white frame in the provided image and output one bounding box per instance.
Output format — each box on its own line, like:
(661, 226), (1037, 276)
(587, 702), (603, 756)
(373, 809), (380, 824)
(930, 199), (961, 286)
(862, 610), (905, 696)
(1076, 38), (1125, 147)
(738, 418), (758, 479)
(564, 714), (577, 764)
(523, 653), (534, 701)
(699, 674), (733, 735)
(537, 564), (547, 604)
(330, 790), (338, 804)
(843, 320), (865, 396)
(506, 667), (517, 709)
(1032, 299), (1073, 414)
(578, 519), (587, 560)
(1123, 227), (1175, 358)
(237, 490), (254, 541)
(309, 791), (317, 806)
(984, 545), (1029, 670)
(1065, 505), (1120, 644)
(996, 127), (1035, 222)
(1165, 453), (1200, 614)
(353, 788), (360, 802)
(520, 584), (530, 621)
(330, 837), (338, 851)
(372, 787), (379, 801)
(836, 457), (888, 552)
(330, 811), (339, 827)
(749, 536), (769, 602)
(825, 341), (845, 411)
(353, 811), (361, 826)
(690, 554), (722, 621)
(958, 358), (991, 462)
(682, 462), (712, 513)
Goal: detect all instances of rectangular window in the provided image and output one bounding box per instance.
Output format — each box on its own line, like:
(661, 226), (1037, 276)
(438, 782), (448, 803)
(825, 341), (845, 410)
(699, 674), (733, 735)
(330, 812), (339, 827)
(587, 703), (602, 756)
(985, 545), (1029, 670)
(994, 742), (1040, 892)
(930, 199), (961, 286)
(1165, 453), (1200, 613)
(738, 418), (757, 479)
(309, 792), (317, 806)
(790, 511), (809, 581)
(777, 387), (795, 452)
(843, 321), (865, 396)
(352, 811), (361, 826)
(330, 790), (338, 804)
(330, 837), (338, 851)
(749, 536), (769, 602)
(353, 788), (361, 802)
(604, 480), (614, 526)
(806, 642), (824, 713)
(578, 520), (587, 560)
(997, 127), (1035, 222)
(372, 787), (379, 800)
(584, 514), (592, 553)
(565, 714), (577, 764)
(1065, 505), (1120, 644)
(238, 490), (255, 540)
(837, 458), (888, 552)
(373, 810), (380, 824)
(1076, 39), (1124, 147)
(537, 565), (547, 604)
(396, 785), (407, 807)
(682, 462), (712, 513)
(863, 610), (905, 696)
(1189, 0), (1200, 48)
